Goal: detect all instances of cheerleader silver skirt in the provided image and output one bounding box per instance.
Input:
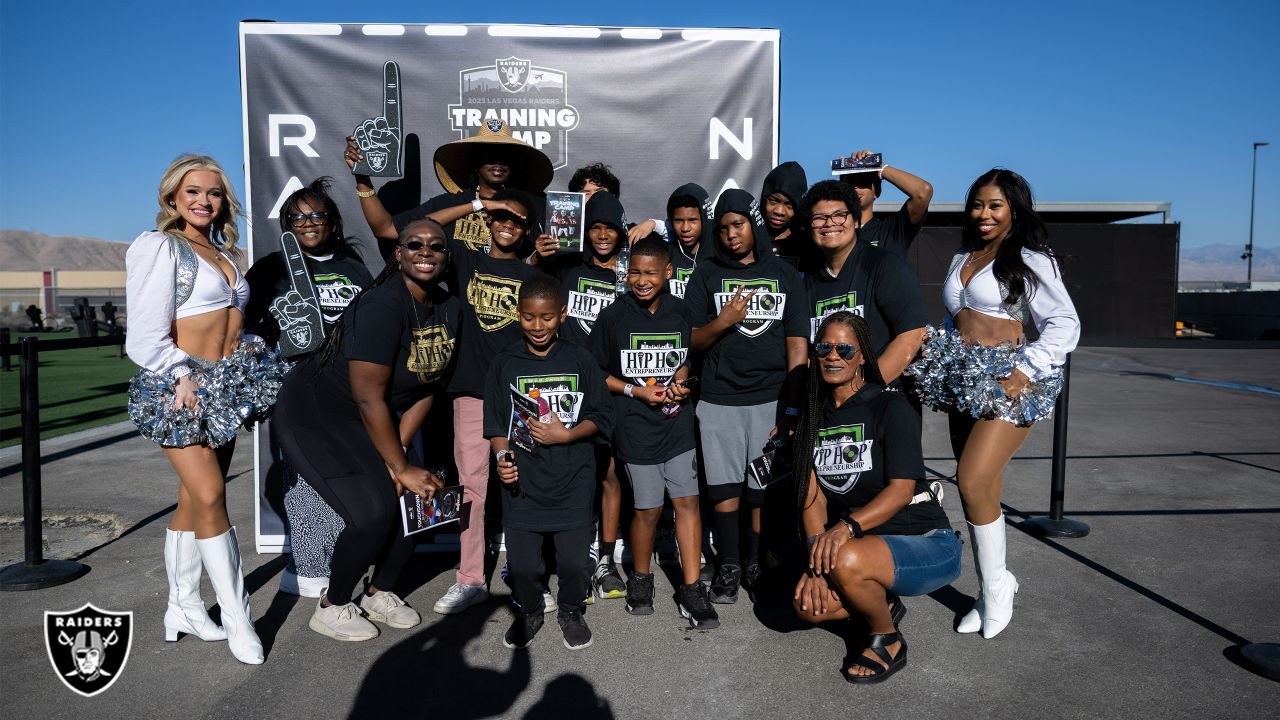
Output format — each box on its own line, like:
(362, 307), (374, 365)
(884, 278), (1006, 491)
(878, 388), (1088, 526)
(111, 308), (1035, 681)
(906, 326), (1063, 427)
(127, 341), (288, 448)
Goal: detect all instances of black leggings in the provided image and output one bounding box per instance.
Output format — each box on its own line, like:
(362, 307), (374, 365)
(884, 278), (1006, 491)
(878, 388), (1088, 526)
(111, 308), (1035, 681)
(505, 525), (594, 615)
(274, 379), (413, 606)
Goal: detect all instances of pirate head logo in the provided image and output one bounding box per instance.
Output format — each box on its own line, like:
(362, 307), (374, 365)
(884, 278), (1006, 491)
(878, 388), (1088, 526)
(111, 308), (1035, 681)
(496, 57), (531, 93)
(485, 117), (505, 133)
(44, 604), (132, 697)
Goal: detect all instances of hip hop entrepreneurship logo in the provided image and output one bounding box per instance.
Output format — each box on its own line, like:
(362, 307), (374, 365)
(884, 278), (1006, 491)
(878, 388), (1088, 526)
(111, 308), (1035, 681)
(448, 57), (580, 169)
(44, 604), (133, 697)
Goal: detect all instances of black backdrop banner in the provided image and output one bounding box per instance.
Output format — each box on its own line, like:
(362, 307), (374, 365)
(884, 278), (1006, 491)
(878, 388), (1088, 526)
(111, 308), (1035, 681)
(240, 22), (780, 552)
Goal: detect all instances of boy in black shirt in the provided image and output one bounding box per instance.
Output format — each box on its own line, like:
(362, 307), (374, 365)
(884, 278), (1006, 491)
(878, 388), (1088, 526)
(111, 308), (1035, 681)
(760, 161), (810, 269)
(802, 180), (927, 386)
(434, 189), (546, 616)
(685, 189), (810, 603)
(485, 275), (612, 650)
(836, 150), (933, 255)
(590, 236), (720, 628)
(626, 183), (713, 297)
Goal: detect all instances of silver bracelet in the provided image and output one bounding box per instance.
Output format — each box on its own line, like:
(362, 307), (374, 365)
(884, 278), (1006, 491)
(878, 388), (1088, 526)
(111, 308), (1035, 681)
(170, 365), (192, 381)
(471, 198), (484, 213)
(623, 383), (635, 398)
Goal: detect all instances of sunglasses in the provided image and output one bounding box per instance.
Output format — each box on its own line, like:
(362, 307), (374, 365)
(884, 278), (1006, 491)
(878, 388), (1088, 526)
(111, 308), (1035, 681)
(287, 211), (329, 227)
(401, 240), (448, 253)
(814, 342), (859, 360)
(488, 209), (527, 227)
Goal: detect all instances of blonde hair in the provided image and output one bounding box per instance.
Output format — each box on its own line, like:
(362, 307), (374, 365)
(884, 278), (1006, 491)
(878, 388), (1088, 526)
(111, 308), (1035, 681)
(155, 155), (244, 261)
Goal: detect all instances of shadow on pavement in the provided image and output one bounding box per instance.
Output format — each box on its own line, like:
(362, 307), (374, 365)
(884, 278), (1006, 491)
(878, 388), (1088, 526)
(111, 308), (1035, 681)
(522, 673), (614, 719)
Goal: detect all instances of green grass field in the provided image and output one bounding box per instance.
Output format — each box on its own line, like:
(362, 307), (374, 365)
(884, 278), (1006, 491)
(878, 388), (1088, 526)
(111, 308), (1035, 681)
(1, 332), (138, 448)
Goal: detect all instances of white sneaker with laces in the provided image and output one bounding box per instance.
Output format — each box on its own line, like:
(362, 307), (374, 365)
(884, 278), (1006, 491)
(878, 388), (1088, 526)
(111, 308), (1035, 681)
(433, 582), (489, 615)
(359, 590), (421, 628)
(309, 596), (379, 641)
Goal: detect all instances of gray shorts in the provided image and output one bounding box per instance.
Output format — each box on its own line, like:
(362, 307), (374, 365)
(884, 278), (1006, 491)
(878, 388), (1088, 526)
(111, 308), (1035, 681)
(696, 400), (777, 491)
(624, 449), (699, 510)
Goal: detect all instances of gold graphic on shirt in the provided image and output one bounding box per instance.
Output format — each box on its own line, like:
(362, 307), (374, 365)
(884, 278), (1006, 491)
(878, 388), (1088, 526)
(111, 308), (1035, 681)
(453, 211), (491, 252)
(408, 324), (456, 384)
(466, 273), (522, 332)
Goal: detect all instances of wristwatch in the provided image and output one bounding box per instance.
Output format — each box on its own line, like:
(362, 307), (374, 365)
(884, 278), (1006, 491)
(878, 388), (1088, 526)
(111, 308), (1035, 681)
(841, 517), (864, 539)
(471, 198), (485, 213)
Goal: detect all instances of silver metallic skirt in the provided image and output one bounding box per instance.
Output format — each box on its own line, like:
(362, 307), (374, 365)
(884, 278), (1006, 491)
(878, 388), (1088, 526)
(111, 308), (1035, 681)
(127, 341), (288, 448)
(906, 325), (1063, 427)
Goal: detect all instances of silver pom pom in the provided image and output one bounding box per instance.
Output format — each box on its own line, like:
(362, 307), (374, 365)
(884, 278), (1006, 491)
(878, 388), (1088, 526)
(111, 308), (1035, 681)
(906, 325), (1063, 427)
(127, 342), (289, 448)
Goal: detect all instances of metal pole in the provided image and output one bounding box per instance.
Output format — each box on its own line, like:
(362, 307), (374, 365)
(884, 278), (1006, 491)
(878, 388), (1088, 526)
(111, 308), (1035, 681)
(1024, 354), (1090, 538)
(1247, 142), (1269, 289)
(1, 328), (9, 372)
(0, 336), (89, 590)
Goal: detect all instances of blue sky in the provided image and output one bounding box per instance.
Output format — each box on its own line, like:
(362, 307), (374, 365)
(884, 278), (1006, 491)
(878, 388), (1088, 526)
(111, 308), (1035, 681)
(1, 1), (1276, 254)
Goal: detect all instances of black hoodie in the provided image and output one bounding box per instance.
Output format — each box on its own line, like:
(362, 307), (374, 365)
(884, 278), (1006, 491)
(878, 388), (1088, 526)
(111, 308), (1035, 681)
(760, 161), (812, 270)
(664, 183), (716, 297)
(684, 189), (809, 406)
(557, 191), (627, 345)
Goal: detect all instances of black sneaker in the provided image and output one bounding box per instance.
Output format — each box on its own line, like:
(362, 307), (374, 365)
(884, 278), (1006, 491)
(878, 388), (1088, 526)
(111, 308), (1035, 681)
(558, 609), (593, 650)
(677, 582), (721, 629)
(710, 562), (741, 604)
(743, 560), (762, 591)
(625, 572), (655, 616)
(592, 559), (627, 600)
(502, 612), (544, 649)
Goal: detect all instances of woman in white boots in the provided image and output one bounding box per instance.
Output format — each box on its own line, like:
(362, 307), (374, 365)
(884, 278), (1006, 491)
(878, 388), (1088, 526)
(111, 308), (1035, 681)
(125, 155), (286, 664)
(907, 168), (1079, 639)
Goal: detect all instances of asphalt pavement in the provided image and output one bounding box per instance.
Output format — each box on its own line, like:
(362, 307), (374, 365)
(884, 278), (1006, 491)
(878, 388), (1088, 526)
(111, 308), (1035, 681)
(1, 345), (1277, 719)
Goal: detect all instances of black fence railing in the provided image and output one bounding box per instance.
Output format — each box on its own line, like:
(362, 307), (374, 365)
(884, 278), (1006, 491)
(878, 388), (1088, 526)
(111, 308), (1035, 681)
(0, 331), (127, 590)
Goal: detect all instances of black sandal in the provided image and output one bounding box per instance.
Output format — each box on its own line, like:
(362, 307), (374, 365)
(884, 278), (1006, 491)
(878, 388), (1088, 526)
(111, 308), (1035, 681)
(845, 631), (908, 684)
(888, 593), (906, 626)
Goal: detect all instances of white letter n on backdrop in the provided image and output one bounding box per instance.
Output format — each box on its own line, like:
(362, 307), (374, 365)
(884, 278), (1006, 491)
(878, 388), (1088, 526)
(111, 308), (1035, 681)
(269, 115), (319, 157)
(709, 117), (753, 160)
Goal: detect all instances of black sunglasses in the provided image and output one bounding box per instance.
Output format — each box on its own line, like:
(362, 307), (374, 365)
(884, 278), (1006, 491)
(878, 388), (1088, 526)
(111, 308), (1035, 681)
(287, 211), (329, 227)
(814, 342), (859, 360)
(488, 209), (527, 227)
(401, 240), (448, 253)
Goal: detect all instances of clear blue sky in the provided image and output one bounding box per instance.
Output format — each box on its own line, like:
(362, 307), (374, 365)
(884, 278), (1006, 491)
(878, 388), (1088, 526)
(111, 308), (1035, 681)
(2, 1), (1276, 254)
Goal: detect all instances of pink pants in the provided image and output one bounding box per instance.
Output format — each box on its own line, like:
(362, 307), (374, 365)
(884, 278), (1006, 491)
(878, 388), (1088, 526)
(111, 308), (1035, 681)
(453, 395), (489, 586)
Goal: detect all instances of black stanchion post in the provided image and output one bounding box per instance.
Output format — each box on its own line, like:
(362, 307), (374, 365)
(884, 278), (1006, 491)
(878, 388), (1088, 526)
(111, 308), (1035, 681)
(1023, 353), (1090, 539)
(0, 336), (89, 591)
(1, 328), (10, 372)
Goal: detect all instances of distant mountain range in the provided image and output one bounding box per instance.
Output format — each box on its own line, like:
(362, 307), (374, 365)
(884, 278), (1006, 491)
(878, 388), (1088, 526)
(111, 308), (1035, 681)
(1, 229), (1276, 282)
(1, 230), (129, 272)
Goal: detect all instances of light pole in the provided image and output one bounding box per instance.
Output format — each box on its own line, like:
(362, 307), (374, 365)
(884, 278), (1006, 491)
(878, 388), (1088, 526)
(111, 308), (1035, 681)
(1245, 141), (1269, 288)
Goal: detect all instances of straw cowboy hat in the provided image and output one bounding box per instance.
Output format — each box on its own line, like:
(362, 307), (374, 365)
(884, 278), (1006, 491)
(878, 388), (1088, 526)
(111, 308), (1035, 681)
(433, 118), (554, 195)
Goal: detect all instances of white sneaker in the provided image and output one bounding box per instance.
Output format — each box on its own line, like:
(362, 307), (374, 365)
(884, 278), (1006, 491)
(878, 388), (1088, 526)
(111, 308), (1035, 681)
(279, 566), (328, 598)
(433, 582), (488, 615)
(542, 591), (556, 614)
(359, 590), (421, 629)
(309, 597), (379, 641)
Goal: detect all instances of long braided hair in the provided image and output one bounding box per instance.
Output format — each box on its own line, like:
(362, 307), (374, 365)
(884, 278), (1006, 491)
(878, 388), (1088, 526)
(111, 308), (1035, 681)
(793, 311), (884, 515)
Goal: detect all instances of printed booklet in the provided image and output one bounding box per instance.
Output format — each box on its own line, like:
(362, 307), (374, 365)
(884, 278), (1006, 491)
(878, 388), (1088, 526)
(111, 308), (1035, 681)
(546, 191), (586, 253)
(830, 153), (883, 176)
(508, 384), (550, 453)
(400, 485), (463, 537)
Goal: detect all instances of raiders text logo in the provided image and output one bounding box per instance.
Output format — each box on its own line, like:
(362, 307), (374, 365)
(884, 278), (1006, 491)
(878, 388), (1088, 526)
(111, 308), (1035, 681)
(44, 604), (133, 697)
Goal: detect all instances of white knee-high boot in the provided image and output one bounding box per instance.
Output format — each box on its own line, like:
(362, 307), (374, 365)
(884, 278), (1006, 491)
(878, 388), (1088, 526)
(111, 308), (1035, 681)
(197, 527), (264, 664)
(955, 516), (1019, 639)
(164, 529), (227, 641)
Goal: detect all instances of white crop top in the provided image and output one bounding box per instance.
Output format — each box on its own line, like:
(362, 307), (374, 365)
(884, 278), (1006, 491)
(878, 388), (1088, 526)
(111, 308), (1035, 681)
(125, 230), (250, 375)
(942, 248), (1080, 380)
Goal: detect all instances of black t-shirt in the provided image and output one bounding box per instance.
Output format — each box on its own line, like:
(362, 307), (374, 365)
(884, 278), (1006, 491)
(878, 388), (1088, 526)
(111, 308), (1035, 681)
(244, 248), (375, 348)
(805, 241), (927, 355)
(684, 254), (809, 406)
(482, 340), (613, 531)
(859, 205), (922, 255)
(393, 189), (546, 254)
(557, 256), (622, 346)
(589, 292), (696, 465)
(312, 278), (461, 418)
(812, 384), (948, 536)
(448, 240), (545, 397)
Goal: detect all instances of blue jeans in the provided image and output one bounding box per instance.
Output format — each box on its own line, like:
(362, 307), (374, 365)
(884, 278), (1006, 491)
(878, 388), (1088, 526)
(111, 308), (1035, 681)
(881, 528), (963, 596)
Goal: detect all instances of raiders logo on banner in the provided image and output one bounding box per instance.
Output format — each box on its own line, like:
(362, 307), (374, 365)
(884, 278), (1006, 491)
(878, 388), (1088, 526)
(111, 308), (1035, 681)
(44, 604), (133, 697)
